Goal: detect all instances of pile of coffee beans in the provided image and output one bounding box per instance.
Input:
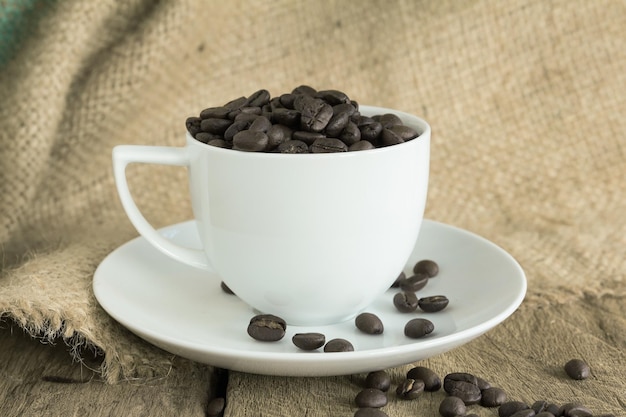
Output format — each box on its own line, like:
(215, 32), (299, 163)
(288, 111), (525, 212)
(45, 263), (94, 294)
(185, 86), (420, 153)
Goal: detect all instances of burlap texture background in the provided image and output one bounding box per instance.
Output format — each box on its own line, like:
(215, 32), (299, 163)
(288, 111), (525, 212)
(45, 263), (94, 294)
(1, 0), (624, 415)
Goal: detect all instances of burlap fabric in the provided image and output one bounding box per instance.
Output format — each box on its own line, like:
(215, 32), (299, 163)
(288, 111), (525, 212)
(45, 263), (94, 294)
(1, 0), (624, 415)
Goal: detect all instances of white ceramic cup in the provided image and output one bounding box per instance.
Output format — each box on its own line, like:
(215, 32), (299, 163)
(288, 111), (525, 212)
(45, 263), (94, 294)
(112, 105), (430, 325)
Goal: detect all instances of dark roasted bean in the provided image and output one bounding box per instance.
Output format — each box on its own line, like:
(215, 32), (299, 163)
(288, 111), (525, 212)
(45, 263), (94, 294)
(393, 292), (419, 313)
(558, 403), (593, 417)
(444, 373), (481, 404)
(380, 128), (404, 147)
(499, 401), (531, 417)
(299, 97), (333, 132)
(279, 93), (297, 109)
(481, 387), (508, 407)
(207, 139), (231, 148)
(396, 378), (424, 400)
(247, 314), (286, 341)
(354, 408), (389, 417)
(223, 96), (247, 110)
(509, 410), (536, 417)
(406, 366), (441, 391)
(399, 273), (429, 292)
(535, 413), (555, 417)
(324, 338), (354, 352)
(195, 132), (222, 143)
(355, 388), (387, 408)
(355, 312), (384, 334)
(324, 110), (351, 137)
(277, 139), (308, 154)
(476, 376), (491, 390)
(245, 89), (271, 107)
(387, 124), (419, 140)
(439, 396), (466, 417)
(249, 115), (272, 133)
(349, 140), (375, 151)
(365, 370), (391, 392)
(404, 318), (434, 338)
(311, 137), (348, 153)
(272, 107), (301, 128)
(418, 295), (449, 312)
(186, 116), (202, 136)
(200, 106), (231, 119)
(292, 130), (325, 145)
(375, 113), (403, 128)
(266, 124), (292, 149)
(201, 118), (233, 135)
(564, 359), (590, 380)
(292, 332), (325, 350)
(316, 89), (350, 105)
(413, 259), (439, 277)
(292, 85), (317, 96)
(358, 120), (383, 143)
(333, 102), (357, 117)
(339, 121), (361, 145)
(224, 120), (251, 141)
(232, 130), (269, 152)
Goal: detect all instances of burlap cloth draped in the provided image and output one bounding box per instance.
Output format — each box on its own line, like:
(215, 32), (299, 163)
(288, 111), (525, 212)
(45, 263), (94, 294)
(1, 0), (624, 415)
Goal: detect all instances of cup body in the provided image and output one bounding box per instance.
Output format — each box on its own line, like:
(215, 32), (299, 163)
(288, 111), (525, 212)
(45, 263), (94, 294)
(186, 106), (430, 324)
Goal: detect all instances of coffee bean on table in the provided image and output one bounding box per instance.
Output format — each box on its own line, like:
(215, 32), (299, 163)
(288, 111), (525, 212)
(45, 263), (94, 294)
(418, 295), (449, 312)
(365, 370), (391, 392)
(498, 401), (531, 417)
(292, 333), (325, 351)
(439, 396), (466, 417)
(324, 338), (354, 352)
(558, 403), (593, 417)
(476, 375), (492, 390)
(404, 318), (434, 339)
(444, 372), (481, 405)
(355, 313), (384, 335)
(406, 366), (441, 391)
(396, 378), (424, 400)
(393, 292), (419, 313)
(355, 388), (388, 408)
(399, 273), (429, 292)
(413, 259), (439, 277)
(246, 314), (286, 342)
(564, 358), (590, 380)
(354, 408), (389, 417)
(481, 387), (508, 407)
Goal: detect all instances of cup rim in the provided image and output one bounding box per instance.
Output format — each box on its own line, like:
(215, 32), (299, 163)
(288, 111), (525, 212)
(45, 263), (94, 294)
(186, 105), (430, 158)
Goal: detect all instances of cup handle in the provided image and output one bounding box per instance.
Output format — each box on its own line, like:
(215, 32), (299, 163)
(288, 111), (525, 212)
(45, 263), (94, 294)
(112, 145), (212, 270)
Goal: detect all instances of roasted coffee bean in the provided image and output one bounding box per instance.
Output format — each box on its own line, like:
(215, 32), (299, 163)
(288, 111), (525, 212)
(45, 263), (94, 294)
(355, 312), (384, 334)
(380, 128), (405, 147)
(358, 120), (383, 143)
(413, 259), (439, 277)
(292, 333), (325, 350)
(247, 314), (286, 341)
(558, 403), (593, 417)
(266, 124), (292, 148)
(311, 137), (348, 153)
(387, 124), (419, 141)
(396, 378), (424, 400)
(195, 132), (222, 143)
(245, 89), (271, 107)
(316, 89), (350, 105)
(481, 387), (508, 407)
(239, 106), (263, 115)
(292, 130), (325, 145)
(206, 397), (225, 417)
(272, 107), (301, 128)
(444, 373), (481, 404)
(324, 110), (351, 137)
(354, 408), (389, 417)
(223, 120), (251, 141)
(292, 84), (317, 96)
(498, 401), (531, 417)
(509, 410), (536, 417)
(476, 376), (492, 390)
(399, 273), (429, 292)
(233, 130), (269, 152)
(375, 113), (403, 128)
(299, 97), (333, 132)
(220, 281), (235, 295)
(200, 106), (231, 119)
(535, 413), (555, 417)
(418, 295), (449, 312)
(333, 103), (357, 117)
(439, 396), (466, 417)
(249, 115), (272, 133)
(207, 139), (231, 148)
(349, 140), (375, 151)
(186, 116), (202, 136)
(278, 93), (297, 109)
(201, 118), (233, 135)
(324, 338), (354, 352)
(391, 271), (406, 288)
(223, 96), (247, 110)
(406, 366), (441, 391)
(277, 139), (308, 154)
(393, 292), (419, 313)
(404, 318), (434, 338)
(564, 359), (590, 380)
(365, 370), (391, 392)
(355, 388), (387, 408)
(339, 121), (361, 145)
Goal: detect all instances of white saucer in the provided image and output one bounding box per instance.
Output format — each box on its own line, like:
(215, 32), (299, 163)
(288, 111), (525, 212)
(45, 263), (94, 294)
(93, 220), (526, 376)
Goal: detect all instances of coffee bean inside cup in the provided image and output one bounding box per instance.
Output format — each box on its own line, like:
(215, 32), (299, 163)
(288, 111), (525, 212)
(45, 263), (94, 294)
(186, 86), (421, 153)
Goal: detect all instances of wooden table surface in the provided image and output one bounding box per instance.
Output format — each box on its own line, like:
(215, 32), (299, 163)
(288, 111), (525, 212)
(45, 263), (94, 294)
(0, 318), (222, 417)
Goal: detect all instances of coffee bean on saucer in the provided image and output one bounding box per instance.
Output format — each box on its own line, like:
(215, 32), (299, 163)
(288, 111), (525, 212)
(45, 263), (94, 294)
(404, 318), (434, 339)
(399, 273), (429, 292)
(220, 281), (235, 295)
(354, 408), (389, 417)
(439, 396), (466, 417)
(564, 358), (590, 380)
(292, 332), (325, 351)
(396, 378), (424, 400)
(354, 388), (388, 408)
(324, 338), (354, 352)
(406, 366), (441, 391)
(355, 313), (384, 335)
(246, 314), (286, 342)
(365, 370), (391, 392)
(418, 295), (449, 312)
(413, 259), (439, 277)
(393, 291), (419, 312)
(481, 387), (508, 407)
